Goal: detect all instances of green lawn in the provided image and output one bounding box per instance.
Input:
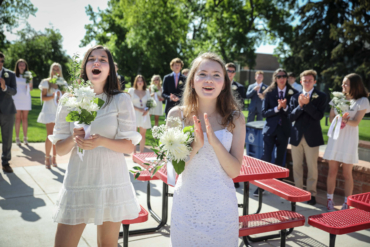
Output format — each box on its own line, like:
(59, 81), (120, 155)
(1, 89), (369, 145)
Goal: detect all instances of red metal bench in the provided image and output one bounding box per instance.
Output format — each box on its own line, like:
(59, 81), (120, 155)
(239, 210), (305, 247)
(308, 208), (370, 247)
(121, 205), (149, 247)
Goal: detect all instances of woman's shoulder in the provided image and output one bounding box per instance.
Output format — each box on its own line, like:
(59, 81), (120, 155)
(113, 91), (130, 101)
(168, 106), (183, 118)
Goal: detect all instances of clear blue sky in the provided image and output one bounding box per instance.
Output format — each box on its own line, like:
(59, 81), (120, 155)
(5, 0), (277, 56)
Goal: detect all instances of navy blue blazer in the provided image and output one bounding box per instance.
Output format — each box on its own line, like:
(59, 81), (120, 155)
(262, 86), (298, 137)
(232, 81), (246, 109)
(162, 72), (187, 115)
(0, 68), (17, 115)
(246, 82), (268, 112)
(289, 88), (327, 147)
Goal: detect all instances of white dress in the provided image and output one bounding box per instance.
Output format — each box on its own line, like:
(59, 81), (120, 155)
(128, 88), (152, 129)
(149, 85), (163, 116)
(48, 93), (142, 225)
(324, 97), (370, 164)
(170, 129), (239, 247)
(37, 79), (68, 124)
(12, 75), (31, 110)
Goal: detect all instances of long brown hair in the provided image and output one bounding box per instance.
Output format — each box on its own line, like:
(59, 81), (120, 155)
(14, 59), (29, 77)
(344, 73), (369, 100)
(133, 75), (147, 90)
(181, 52), (240, 131)
(80, 45), (121, 106)
(263, 68), (293, 95)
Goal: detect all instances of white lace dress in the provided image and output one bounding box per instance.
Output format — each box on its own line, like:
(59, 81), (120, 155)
(170, 129), (239, 247)
(12, 75), (31, 110)
(48, 93), (142, 225)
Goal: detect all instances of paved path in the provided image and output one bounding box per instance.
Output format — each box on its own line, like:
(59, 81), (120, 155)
(1, 143), (369, 246)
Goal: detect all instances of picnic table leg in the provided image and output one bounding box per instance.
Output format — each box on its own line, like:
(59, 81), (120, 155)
(146, 180), (161, 223)
(253, 188), (263, 214)
(121, 182), (169, 236)
(242, 182), (252, 247)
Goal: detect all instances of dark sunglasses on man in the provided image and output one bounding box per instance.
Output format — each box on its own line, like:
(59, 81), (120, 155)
(226, 70), (236, 74)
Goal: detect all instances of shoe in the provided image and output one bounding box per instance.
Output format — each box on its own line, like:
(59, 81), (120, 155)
(327, 199), (335, 212)
(234, 182), (240, 188)
(24, 137), (29, 145)
(2, 166), (13, 173)
(16, 138), (21, 146)
(45, 156), (51, 169)
(253, 188), (265, 197)
(51, 155), (57, 167)
(307, 196), (316, 205)
(341, 203), (349, 210)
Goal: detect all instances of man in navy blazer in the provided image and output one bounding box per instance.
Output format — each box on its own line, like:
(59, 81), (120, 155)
(246, 71), (268, 122)
(162, 58), (187, 117)
(289, 70), (327, 205)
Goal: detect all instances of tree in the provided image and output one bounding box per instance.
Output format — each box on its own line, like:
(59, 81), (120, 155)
(276, 0), (370, 90)
(4, 25), (70, 85)
(0, 0), (37, 50)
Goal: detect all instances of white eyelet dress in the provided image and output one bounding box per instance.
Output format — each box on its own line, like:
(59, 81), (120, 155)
(48, 93), (142, 225)
(170, 127), (239, 246)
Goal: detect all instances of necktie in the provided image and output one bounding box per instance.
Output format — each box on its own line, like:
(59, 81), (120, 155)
(175, 75), (178, 88)
(279, 91), (284, 99)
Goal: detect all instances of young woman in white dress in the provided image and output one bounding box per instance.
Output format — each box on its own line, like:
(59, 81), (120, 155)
(37, 63), (68, 168)
(128, 75), (152, 153)
(149, 75), (164, 126)
(324, 73), (370, 211)
(12, 59), (33, 145)
(48, 45), (141, 247)
(168, 52), (246, 247)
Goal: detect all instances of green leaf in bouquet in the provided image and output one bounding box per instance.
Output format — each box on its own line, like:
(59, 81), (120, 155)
(152, 165), (163, 178)
(129, 170), (137, 174)
(133, 166), (144, 171)
(134, 172), (141, 179)
(172, 160), (185, 175)
(66, 111), (80, 122)
(183, 125), (194, 135)
(93, 97), (105, 108)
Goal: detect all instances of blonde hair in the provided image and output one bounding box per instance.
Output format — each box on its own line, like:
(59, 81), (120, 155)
(48, 62), (64, 79)
(150, 74), (162, 85)
(170, 58), (184, 68)
(255, 70), (264, 75)
(181, 52), (240, 131)
(300, 69), (317, 80)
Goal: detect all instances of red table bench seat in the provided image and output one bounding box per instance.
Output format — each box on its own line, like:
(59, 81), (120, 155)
(308, 208), (370, 247)
(121, 205), (149, 247)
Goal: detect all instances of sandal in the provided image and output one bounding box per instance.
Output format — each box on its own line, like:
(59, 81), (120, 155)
(45, 156), (51, 169)
(16, 137), (21, 146)
(24, 137), (29, 145)
(51, 155), (58, 167)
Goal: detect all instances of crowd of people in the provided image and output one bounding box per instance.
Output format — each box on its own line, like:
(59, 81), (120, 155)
(0, 47), (370, 246)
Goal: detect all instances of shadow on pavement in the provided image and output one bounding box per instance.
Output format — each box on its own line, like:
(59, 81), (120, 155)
(0, 172), (45, 222)
(49, 166), (66, 183)
(17, 144), (45, 165)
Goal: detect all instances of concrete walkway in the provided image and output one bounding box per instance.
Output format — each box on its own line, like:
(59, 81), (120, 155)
(1, 143), (370, 246)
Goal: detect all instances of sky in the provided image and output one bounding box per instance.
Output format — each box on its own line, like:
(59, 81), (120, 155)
(5, 0), (277, 56)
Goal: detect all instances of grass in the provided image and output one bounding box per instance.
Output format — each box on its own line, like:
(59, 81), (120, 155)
(1, 89), (370, 145)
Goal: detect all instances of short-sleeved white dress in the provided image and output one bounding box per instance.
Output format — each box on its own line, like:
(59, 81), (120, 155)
(12, 75), (31, 110)
(37, 79), (68, 124)
(324, 97), (370, 164)
(48, 93), (142, 225)
(128, 88), (152, 129)
(149, 85), (163, 116)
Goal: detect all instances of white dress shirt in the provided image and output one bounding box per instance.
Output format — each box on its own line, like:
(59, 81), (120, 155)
(292, 82), (303, 92)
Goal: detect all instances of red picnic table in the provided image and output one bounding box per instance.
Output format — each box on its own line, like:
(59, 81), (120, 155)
(348, 192), (370, 212)
(129, 152), (290, 245)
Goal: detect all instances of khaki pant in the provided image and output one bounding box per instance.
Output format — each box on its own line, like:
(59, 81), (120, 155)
(291, 136), (319, 196)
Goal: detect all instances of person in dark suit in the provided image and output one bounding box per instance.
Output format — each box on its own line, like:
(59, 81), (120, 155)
(114, 62), (125, 91)
(254, 68), (298, 196)
(0, 52), (17, 173)
(162, 58), (187, 116)
(246, 70), (268, 122)
(289, 70), (327, 205)
(226, 63), (246, 110)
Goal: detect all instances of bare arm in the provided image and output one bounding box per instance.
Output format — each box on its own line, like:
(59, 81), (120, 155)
(345, 109), (367, 127)
(41, 88), (54, 101)
(329, 108), (335, 123)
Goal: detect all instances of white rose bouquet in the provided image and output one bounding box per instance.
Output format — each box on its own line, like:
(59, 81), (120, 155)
(49, 73), (68, 91)
(328, 91), (351, 140)
(151, 84), (159, 93)
(145, 98), (157, 110)
(23, 71), (33, 84)
(59, 54), (105, 160)
(131, 117), (194, 185)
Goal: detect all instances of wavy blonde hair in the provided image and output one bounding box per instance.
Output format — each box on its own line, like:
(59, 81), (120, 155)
(181, 52), (240, 131)
(150, 74), (162, 86)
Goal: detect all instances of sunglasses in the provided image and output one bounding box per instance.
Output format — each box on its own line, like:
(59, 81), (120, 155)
(276, 75), (288, 79)
(0, 60), (4, 63)
(226, 70), (236, 74)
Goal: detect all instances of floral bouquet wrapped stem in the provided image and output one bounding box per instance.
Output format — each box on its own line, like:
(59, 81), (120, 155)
(131, 117), (194, 186)
(23, 71), (33, 84)
(59, 54), (105, 160)
(328, 92), (351, 140)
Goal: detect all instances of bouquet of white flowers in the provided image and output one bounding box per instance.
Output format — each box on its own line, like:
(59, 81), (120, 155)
(23, 71), (33, 84)
(146, 98), (157, 110)
(131, 117), (194, 185)
(328, 92), (351, 140)
(59, 54), (105, 160)
(49, 74), (68, 91)
(151, 84), (159, 93)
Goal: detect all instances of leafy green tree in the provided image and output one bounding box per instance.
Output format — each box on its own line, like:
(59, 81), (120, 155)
(3, 25), (70, 85)
(277, 0), (370, 90)
(0, 0), (37, 50)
